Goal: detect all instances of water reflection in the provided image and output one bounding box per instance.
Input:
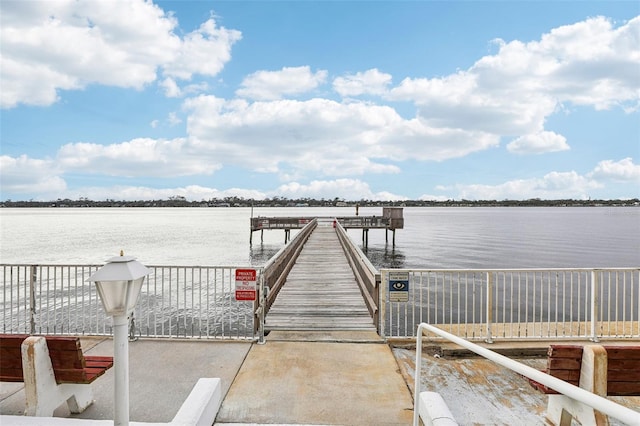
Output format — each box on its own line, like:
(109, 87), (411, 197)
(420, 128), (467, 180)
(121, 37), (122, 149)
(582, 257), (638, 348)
(249, 243), (282, 266)
(361, 244), (407, 270)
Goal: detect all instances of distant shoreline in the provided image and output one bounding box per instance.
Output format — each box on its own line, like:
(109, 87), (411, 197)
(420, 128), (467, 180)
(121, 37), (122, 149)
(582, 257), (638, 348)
(1, 198), (638, 208)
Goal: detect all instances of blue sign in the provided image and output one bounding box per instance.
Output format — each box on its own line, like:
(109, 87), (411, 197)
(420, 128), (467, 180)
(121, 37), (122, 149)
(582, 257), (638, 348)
(388, 272), (409, 302)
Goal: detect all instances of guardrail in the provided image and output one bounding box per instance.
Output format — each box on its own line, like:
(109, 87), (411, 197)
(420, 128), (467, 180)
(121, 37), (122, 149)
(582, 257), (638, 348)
(1, 264), (259, 340)
(335, 220), (381, 330)
(381, 268), (640, 341)
(413, 323), (640, 426)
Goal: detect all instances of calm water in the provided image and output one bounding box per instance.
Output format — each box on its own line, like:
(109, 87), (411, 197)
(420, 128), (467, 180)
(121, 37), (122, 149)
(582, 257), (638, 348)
(1, 207), (638, 269)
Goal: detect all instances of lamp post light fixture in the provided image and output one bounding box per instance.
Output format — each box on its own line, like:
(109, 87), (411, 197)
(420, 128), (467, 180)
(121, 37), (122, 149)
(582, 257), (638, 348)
(88, 251), (150, 426)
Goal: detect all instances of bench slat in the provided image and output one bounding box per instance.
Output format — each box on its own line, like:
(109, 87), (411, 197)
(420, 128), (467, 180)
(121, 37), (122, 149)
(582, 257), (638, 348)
(0, 371), (25, 382)
(608, 382), (640, 396)
(548, 358), (581, 370)
(547, 345), (583, 357)
(608, 369), (640, 382)
(51, 369), (92, 383)
(605, 346), (640, 359)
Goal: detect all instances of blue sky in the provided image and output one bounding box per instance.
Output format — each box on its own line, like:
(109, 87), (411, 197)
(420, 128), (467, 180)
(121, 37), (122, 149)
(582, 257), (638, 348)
(1, 0), (639, 202)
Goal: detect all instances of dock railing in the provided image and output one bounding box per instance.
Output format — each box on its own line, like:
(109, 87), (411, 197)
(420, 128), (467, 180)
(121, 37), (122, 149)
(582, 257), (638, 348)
(382, 268), (639, 341)
(1, 264), (259, 340)
(335, 220), (381, 329)
(413, 323), (640, 426)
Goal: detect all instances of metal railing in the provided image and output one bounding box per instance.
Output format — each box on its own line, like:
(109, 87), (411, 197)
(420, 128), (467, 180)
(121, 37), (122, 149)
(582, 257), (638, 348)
(381, 268), (640, 341)
(413, 323), (640, 426)
(4, 264), (638, 342)
(335, 220), (381, 329)
(1, 264), (259, 340)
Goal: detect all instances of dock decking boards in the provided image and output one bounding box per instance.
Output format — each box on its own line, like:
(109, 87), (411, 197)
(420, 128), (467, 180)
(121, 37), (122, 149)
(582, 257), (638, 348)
(265, 225), (375, 331)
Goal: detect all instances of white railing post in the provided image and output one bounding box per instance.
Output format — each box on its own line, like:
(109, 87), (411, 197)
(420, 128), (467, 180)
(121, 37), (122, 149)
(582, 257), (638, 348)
(590, 270), (600, 342)
(485, 272), (494, 343)
(380, 270), (387, 338)
(258, 272), (266, 345)
(413, 323), (424, 426)
(29, 265), (37, 335)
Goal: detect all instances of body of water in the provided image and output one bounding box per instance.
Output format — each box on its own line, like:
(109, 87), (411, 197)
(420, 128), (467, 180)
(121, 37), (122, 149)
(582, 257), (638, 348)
(1, 206), (638, 269)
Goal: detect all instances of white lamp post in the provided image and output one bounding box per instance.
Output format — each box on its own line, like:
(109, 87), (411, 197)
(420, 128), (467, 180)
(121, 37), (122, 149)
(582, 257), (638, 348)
(88, 251), (149, 426)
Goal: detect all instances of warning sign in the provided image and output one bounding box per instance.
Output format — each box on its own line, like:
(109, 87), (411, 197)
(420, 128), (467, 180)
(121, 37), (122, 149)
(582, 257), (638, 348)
(388, 271), (409, 302)
(235, 269), (257, 301)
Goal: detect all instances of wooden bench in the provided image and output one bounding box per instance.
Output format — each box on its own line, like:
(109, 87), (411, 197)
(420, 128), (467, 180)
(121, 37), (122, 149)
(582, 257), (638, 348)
(0, 334), (113, 416)
(529, 344), (640, 426)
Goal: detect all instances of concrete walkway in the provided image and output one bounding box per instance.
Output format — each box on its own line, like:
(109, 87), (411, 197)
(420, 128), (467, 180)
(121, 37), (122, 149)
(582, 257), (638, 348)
(3, 336), (639, 425)
(216, 339), (413, 425)
(1, 334), (413, 425)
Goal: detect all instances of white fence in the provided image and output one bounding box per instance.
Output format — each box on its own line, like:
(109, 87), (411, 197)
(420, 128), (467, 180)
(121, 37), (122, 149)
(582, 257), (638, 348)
(1, 264), (259, 340)
(381, 268), (640, 341)
(4, 265), (638, 342)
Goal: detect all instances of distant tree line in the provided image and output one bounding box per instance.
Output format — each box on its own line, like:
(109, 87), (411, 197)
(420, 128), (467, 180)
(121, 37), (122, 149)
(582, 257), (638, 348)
(1, 196), (638, 208)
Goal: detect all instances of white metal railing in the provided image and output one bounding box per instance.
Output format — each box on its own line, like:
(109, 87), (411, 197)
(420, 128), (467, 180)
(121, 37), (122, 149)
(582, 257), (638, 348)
(1, 264), (260, 340)
(381, 268), (639, 341)
(413, 323), (640, 426)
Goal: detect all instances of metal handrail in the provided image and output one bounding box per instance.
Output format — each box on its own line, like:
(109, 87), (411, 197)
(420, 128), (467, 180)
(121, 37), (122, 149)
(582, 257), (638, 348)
(413, 323), (640, 426)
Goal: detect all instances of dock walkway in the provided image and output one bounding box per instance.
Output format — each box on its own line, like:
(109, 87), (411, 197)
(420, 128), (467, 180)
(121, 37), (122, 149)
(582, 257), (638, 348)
(265, 224), (375, 332)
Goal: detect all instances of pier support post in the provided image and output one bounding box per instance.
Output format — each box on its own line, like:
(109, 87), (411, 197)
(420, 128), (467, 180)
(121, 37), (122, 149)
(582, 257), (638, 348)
(362, 229), (369, 248)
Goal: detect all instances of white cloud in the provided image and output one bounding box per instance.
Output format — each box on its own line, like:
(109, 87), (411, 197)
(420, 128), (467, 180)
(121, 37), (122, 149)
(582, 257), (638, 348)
(589, 157), (640, 182)
(162, 17), (241, 80)
(160, 77), (182, 98)
(274, 179), (406, 201)
(439, 170), (602, 200)
(183, 95), (500, 179)
(507, 131), (570, 154)
(236, 66), (328, 100)
(0, 155), (66, 195)
(168, 112), (182, 126)
(57, 137), (219, 177)
(388, 16), (640, 136)
(333, 68), (392, 97)
(0, 1), (240, 108)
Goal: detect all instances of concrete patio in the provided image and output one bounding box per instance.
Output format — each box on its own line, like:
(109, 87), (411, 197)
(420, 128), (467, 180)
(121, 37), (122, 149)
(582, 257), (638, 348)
(2, 335), (640, 425)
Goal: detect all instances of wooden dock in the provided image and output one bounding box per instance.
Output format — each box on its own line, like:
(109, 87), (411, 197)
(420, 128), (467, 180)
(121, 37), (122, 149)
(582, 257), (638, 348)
(250, 207), (404, 246)
(265, 224), (376, 331)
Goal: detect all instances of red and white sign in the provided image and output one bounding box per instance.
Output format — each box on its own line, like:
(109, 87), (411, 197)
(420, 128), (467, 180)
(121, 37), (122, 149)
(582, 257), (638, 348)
(235, 269), (257, 301)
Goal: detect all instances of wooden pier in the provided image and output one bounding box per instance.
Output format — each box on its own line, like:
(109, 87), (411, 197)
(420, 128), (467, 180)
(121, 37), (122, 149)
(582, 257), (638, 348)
(250, 207), (404, 246)
(265, 223), (376, 332)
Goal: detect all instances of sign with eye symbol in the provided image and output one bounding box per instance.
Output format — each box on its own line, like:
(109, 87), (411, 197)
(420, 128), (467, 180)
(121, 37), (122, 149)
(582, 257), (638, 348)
(388, 271), (409, 302)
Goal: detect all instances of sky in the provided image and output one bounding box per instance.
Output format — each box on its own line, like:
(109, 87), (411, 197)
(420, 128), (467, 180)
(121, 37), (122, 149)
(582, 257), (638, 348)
(1, 1), (639, 202)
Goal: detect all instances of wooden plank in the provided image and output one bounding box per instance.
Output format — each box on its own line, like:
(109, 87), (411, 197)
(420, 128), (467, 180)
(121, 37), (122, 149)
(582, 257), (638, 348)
(266, 226), (375, 332)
